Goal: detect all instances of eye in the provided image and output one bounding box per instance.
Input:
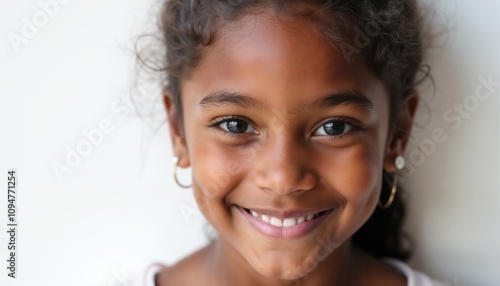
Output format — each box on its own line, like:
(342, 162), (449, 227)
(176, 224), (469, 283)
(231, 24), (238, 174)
(314, 120), (353, 136)
(217, 117), (256, 134)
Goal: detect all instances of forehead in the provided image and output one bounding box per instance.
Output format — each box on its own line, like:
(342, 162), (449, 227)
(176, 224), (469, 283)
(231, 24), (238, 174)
(182, 10), (387, 112)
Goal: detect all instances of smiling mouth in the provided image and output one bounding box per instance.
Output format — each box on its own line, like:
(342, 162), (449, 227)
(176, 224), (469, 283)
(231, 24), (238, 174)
(241, 207), (332, 228)
(237, 206), (335, 239)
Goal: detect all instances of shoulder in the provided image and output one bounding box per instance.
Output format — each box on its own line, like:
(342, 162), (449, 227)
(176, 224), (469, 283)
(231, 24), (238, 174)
(384, 258), (447, 286)
(153, 244), (213, 286)
(353, 249), (407, 286)
(353, 248), (445, 286)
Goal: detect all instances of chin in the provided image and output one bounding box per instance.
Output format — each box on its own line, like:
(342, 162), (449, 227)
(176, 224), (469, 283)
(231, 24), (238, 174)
(247, 251), (323, 281)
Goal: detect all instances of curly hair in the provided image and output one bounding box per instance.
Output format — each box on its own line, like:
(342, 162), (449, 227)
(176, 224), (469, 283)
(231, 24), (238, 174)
(152, 0), (427, 261)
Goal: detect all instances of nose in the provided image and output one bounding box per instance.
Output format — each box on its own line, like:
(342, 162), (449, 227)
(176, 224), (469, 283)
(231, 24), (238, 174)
(254, 134), (317, 196)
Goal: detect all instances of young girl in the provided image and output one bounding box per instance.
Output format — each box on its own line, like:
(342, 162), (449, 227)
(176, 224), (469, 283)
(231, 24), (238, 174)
(144, 0), (444, 285)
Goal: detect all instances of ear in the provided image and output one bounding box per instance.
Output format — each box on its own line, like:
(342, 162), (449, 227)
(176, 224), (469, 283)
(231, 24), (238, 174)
(383, 89), (419, 172)
(163, 90), (190, 168)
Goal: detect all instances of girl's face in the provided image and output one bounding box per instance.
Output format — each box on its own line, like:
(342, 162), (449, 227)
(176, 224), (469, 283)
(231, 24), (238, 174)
(167, 11), (409, 280)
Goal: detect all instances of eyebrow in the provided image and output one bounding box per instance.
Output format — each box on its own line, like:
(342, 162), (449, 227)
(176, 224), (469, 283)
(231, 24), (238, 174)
(199, 90), (263, 109)
(198, 89), (374, 111)
(311, 90), (374, 111)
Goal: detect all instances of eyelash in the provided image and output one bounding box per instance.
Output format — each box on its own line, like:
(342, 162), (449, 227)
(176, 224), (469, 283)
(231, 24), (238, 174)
(209, 116), (257, 138)
(314, 118), (364, 140)
(209, 116), (363, 139)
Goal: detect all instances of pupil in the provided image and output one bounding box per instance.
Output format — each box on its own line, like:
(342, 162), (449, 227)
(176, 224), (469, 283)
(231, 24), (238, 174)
(324, 121), (345, 135)
(227, 120), (248, 133)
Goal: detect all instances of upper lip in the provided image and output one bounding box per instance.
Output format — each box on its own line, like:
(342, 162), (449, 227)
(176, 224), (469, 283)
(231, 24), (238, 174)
(237, 205), (335, 219)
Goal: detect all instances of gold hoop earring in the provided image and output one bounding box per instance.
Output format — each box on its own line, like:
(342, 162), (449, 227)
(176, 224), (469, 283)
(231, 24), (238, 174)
(379, 155), (405, 209)
(173, 156), (192, 189)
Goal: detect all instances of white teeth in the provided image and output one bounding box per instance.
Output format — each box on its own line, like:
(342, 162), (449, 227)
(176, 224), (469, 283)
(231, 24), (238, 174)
(283, 218), (297, 227)
(261, 215), (270, 223)
(270, 217), (283, 227)
(246, 208), (323, 228)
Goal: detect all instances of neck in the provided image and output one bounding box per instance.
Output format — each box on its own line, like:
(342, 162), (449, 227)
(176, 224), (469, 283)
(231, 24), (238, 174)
(205, 238), (358, 286)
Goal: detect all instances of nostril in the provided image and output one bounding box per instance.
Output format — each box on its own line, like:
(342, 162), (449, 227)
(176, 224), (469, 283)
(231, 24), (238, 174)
(253, 145), (316, 194)
(258, 173), (317, 196)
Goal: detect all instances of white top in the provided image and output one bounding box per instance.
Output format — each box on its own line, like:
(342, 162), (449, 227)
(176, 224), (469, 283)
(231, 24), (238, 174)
(142, 259), (445, 286)
(384, 259), (446, 286)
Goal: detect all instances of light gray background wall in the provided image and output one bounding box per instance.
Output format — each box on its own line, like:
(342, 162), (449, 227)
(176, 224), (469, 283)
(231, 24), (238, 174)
(1, 0), (499, 285)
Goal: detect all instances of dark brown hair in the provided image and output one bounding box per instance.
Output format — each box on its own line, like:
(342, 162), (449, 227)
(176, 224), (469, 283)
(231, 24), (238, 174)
(151, 0), (428, 261)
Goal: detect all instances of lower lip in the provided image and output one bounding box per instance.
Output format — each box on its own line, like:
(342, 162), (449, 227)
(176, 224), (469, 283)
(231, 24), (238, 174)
(236, 206), (333, 239)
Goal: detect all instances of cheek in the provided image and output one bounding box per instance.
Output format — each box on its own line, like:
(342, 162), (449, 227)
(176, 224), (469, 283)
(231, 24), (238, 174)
(191, 143), (249, 197)
(187, 138), (251, 224)
(318, 140), (384, 220)
(341, 147), (381, 202)
(340, 121), (388, 200)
